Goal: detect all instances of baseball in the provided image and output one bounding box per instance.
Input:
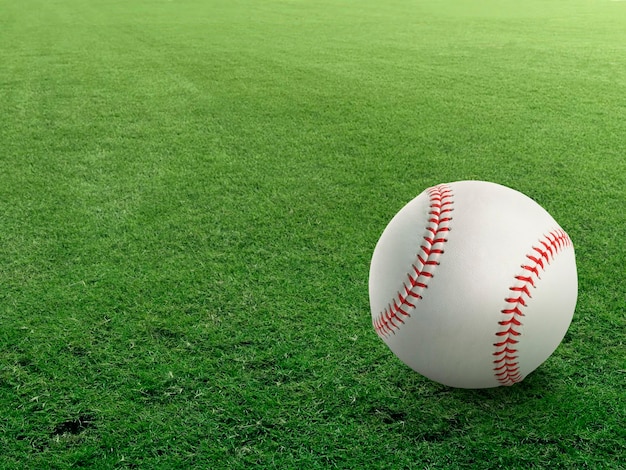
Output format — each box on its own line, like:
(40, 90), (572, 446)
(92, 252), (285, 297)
(369, 181), (578, 388)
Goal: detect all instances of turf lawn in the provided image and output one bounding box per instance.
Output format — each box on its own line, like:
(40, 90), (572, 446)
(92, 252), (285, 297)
(1, 0), (625, 468)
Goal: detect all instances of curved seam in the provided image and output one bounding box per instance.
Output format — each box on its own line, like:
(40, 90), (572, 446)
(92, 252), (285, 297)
(493, 229), (573, 385)
(373, 184), (454, 338)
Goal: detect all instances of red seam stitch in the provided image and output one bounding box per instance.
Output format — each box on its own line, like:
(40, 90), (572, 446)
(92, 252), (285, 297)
(493, 228), (572, 386)
(373, 185), (454, 338)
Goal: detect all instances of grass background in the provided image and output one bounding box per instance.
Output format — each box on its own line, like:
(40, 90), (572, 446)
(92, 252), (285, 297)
(1, 0), (625, 468)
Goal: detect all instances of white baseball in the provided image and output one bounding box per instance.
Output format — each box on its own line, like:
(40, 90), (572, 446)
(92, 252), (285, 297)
(369, 181), (578, 389)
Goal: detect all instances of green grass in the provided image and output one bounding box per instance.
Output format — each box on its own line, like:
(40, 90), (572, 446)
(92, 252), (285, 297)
(1, 0), (625, 468)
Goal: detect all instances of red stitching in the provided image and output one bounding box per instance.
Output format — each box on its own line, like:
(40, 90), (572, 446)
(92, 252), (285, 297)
(373, 185), (454, 338)
(494, 229), (572, 386)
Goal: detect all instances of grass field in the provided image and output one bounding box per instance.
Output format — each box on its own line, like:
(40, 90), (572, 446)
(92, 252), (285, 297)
(1, 0), (625, 468)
